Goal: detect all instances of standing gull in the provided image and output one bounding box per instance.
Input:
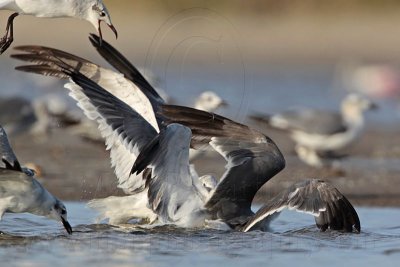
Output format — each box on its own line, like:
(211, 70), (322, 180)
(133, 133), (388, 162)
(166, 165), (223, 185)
(12, 41), (360, 233)
(250, 94), (377, 168)
(0, 0), (117, 54)
(0, 125), (72, 234)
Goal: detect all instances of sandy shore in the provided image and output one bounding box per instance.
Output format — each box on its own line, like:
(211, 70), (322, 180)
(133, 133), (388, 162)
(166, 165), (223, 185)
(10, 123), (400, 207)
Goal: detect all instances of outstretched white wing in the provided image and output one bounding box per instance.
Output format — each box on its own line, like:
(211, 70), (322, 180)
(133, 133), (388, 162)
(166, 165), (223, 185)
(13, 46), (160, 193)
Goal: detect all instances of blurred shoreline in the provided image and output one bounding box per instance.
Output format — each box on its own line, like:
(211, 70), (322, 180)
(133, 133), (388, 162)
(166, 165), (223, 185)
(1, 4), (400, 64)
(10, 124), (400, 207)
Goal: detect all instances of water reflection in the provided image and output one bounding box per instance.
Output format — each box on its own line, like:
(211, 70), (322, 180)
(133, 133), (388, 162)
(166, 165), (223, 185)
(0, 204), (399, 266)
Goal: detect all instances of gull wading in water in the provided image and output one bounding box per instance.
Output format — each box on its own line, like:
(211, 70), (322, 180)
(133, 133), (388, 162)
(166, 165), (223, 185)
(0, 0), (117, 54)
(250, 94), (377, 168)
(12, 38), (360, 233)
(0, 125), (72, 234)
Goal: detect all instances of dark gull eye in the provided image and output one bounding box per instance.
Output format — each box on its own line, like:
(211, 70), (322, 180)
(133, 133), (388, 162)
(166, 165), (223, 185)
(61, 209), (66, 215)
(100, 11), (106, 17)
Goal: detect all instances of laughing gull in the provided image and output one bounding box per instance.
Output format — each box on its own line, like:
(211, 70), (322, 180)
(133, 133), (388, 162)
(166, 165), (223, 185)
(12, 42), (361, 233)
(251, 94), (377, 168)
(0, 125), (72, 234)
(194, 91), (228, 112)
(0, 0), (117, 54)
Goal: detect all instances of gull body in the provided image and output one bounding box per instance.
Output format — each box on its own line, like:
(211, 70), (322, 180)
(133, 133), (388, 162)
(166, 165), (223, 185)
(251, 94), (377, 167)
(0, 0), (117, 53)
(0, 125), (72, 234)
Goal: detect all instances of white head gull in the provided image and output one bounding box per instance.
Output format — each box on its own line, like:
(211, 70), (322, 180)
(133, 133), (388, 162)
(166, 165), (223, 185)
(194, 91), (228, 112)
(251, 94), (377, 168)
(12, 38), (360, 233)
(0, 0), (117, 54)
(0, 125), (72, 234)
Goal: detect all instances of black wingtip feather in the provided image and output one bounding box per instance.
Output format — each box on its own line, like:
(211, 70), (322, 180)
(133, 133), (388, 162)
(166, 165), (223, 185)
(15, 65), (68, 78)
(2, 158), (22, 172)
(13, 45), (92, 64)
(88, 34), (164, 106)
(130, 134), (161, 176)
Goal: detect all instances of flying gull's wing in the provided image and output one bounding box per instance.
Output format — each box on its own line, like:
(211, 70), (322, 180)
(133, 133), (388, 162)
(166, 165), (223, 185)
(13, 49), (158, 193)
(160, 105), (286, 228)
(242, 179), (360, 233)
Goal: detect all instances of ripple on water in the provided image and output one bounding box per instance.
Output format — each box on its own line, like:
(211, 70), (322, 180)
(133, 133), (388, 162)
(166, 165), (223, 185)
(1, 204), (400, 266)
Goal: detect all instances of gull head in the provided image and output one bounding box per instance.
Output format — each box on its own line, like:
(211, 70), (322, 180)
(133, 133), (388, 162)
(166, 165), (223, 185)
(194, 91), (228, 112)
(86, 0), (118, 44)
(199, 175), (218, 193)
(49, 200), (72, 234)
(341, 94), (378, 117)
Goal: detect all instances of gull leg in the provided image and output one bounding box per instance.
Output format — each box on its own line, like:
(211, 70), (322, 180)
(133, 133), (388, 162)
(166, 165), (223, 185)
(0, 196), (13, 220)
(0, 12), (19, 54)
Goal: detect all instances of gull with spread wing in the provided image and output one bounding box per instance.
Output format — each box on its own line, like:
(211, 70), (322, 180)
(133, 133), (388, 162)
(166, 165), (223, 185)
(12, 39), (360, 232)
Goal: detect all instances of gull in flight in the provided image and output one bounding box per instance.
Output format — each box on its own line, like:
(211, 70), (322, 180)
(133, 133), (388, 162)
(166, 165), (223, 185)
(12, 37), (360, 233)
(0, 0), (117, 54)
(0, 125), (72, 234)
(250, 94), (377, 168)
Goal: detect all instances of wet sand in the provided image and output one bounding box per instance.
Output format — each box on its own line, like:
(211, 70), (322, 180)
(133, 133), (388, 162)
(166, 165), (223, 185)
(10, 123), (400, 207)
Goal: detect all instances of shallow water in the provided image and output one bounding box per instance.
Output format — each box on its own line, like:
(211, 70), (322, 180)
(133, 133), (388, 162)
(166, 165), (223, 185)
(0, 203), (399, 266)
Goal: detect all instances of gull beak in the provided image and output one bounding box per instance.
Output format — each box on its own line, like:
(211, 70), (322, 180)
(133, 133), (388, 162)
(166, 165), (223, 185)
(61, 217), (73, 235)
(108, 23), (118, 39)
(369, 102), (379, 110)
(97, 21), (118, 46)
(220, 100), (229, 107)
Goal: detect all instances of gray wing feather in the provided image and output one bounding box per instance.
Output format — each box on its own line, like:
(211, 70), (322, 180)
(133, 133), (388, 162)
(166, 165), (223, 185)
(66, 72), (159, 193)
(160, 105), (286, 227)
(271, 109), (347, 135)
(65, 71), (158, 157)
(12, 45), (159, 131)
(242, 179), (360, 233)
(12, 46), (159, 193)
(131, 124), (203, 223)
(0, 125), (22, 172)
